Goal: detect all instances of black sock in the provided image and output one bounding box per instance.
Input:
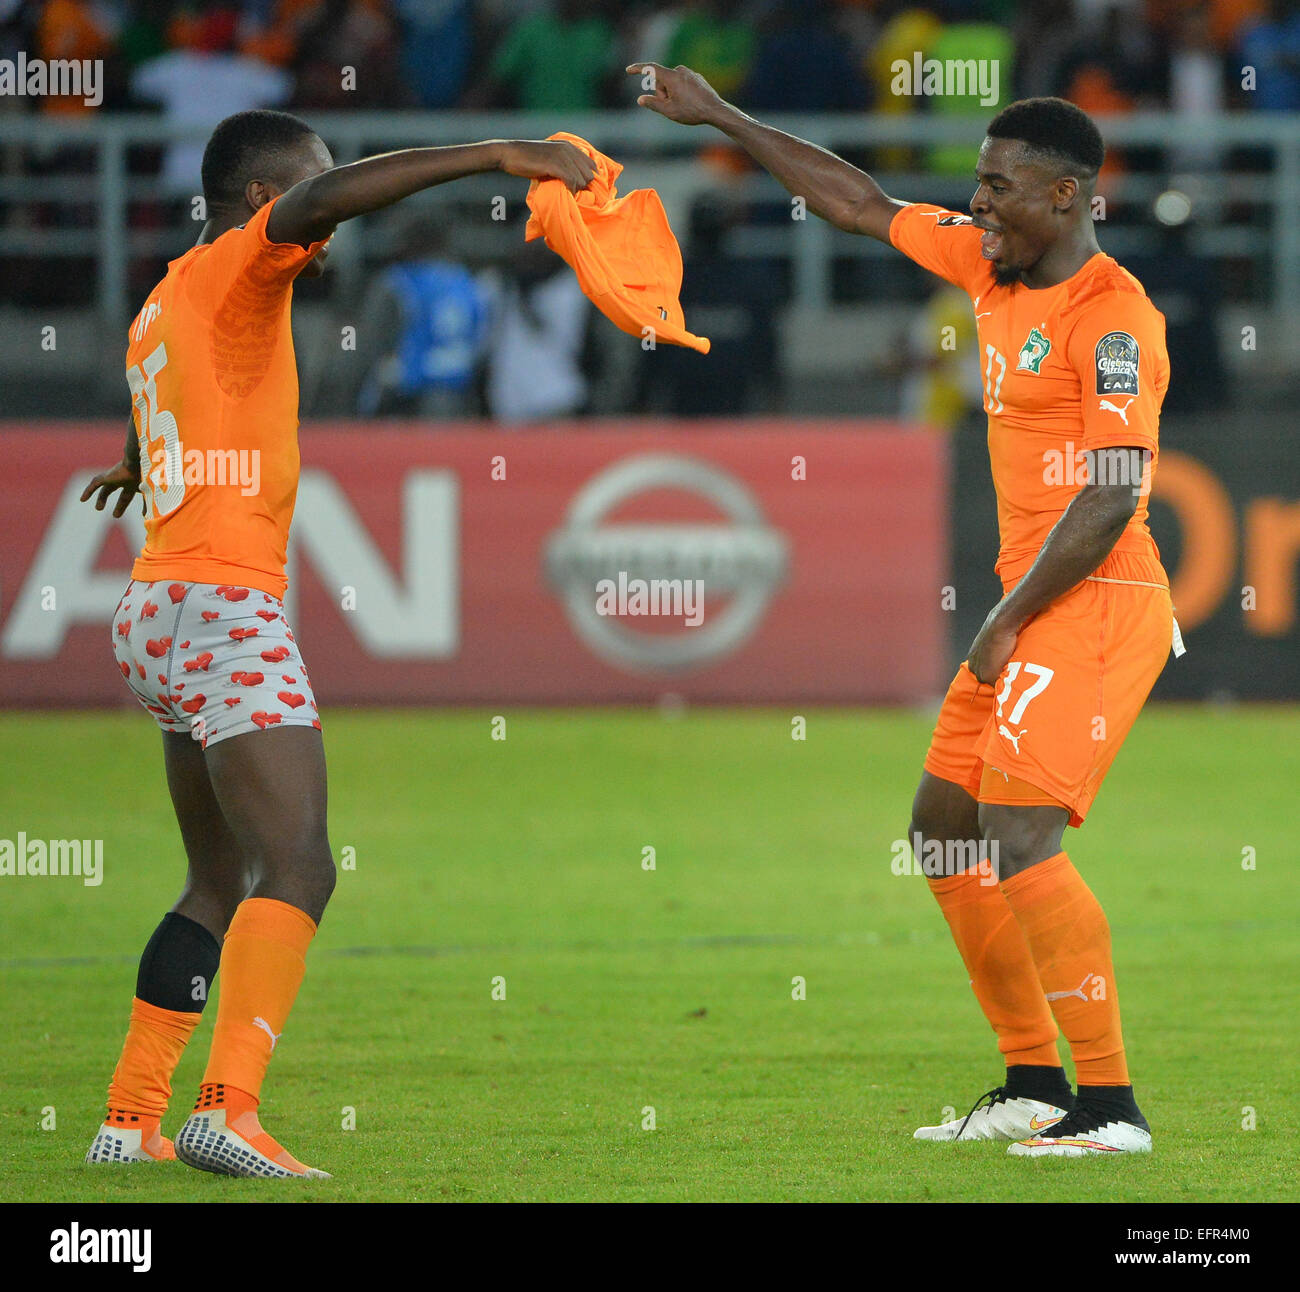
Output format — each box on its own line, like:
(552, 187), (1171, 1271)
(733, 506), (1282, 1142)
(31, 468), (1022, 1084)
(1005, 1064), (1074, 1107)
(1077, 1083), (1146, 1126)
(135, 912), (221, 1013)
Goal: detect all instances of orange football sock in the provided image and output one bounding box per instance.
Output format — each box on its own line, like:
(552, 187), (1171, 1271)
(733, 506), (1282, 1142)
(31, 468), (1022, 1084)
(201, 897), (317, 1101)
(105, 997), (202, 1118)
(1000, 852), (1130, 1086)
(928, 869), (1062, 1067)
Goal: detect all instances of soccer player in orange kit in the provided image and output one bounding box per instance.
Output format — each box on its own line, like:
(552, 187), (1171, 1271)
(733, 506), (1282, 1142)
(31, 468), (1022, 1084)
(80, 110), (594, 1177)
(631, 66), (1177, 1156)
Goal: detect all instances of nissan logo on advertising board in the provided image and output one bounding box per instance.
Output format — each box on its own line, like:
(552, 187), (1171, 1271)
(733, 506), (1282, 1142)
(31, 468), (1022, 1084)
(544, 454), (789, 673)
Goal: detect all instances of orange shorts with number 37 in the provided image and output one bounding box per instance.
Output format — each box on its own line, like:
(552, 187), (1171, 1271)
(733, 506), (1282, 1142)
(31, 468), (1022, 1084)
(924, 555), (1175, 827)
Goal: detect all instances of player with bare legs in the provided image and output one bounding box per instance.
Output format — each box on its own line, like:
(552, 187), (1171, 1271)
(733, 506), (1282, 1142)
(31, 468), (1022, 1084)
(82, 112), (594, 1176)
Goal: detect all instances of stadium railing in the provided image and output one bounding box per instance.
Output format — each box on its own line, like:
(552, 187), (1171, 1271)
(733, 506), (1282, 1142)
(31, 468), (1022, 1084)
(2, 110), (1297, 343)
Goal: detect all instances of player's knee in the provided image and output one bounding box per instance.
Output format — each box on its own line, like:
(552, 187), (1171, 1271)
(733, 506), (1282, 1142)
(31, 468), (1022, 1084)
(300, 829), (336, 900)
(210, 883), (247, 929)
(979, 803), (1066, 880)
(909, 813), (974, 883)
(908, 787), (941, 846)
(291, 830), (335, 892)
(909, 780), (977, 853)
(251, 824), (334, 894)
(907, 814), (949, 877)
(182, 866), (251, 929)
(315, 852), (337, 905)
(274, 843), (335, 922)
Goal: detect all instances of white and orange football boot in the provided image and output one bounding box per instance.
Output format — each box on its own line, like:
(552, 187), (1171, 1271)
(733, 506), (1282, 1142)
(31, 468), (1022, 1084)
(85, 1109), (176, 1163)
(914, 1084), (1072, 1142)
(174, 1083), (329, 1179)
(1008, 1101), (1153, 1157)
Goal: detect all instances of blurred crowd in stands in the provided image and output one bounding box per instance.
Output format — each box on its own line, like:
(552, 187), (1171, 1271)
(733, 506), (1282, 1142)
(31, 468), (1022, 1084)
(2, 0), (1291, 421)
(5, 0), (1300, 120)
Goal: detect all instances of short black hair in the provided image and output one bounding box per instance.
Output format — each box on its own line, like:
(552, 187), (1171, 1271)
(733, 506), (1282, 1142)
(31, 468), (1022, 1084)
(985, 97), (1105, 179)
(201, 109), (318, 210)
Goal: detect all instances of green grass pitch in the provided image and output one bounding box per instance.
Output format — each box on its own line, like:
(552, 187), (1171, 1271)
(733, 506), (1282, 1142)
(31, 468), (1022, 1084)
(0, 705), (1295, 1202)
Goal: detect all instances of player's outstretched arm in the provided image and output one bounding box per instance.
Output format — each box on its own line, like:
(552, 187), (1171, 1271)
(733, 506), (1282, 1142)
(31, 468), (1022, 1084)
(965, 456), (1149, 684)
(266, 140), (598, 249)
(627, 63), (905, 242)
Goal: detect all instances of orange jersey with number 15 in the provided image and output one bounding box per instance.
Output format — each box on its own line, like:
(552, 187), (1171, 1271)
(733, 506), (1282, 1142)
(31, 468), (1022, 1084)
(125, 197), (327, 599)
(890, 203), (1170, 591)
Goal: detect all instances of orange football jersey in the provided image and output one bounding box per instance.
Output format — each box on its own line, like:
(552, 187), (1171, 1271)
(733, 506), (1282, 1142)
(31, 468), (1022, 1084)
(126, 198), (327, 598)
(890, 203), (1170, 588)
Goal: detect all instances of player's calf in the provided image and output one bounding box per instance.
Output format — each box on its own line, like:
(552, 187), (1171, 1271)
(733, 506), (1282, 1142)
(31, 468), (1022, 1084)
(176, 894), (326, 1177)
(87, 916), (222, 1166)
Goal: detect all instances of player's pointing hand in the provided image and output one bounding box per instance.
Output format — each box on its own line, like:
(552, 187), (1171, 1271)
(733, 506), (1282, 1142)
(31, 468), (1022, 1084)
(495, 140), (597, 193)
(627, 63), (726, 127)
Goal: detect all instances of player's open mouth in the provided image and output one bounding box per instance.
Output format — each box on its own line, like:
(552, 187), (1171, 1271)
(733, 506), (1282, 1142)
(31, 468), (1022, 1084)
(980, 229), (1004, 260)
